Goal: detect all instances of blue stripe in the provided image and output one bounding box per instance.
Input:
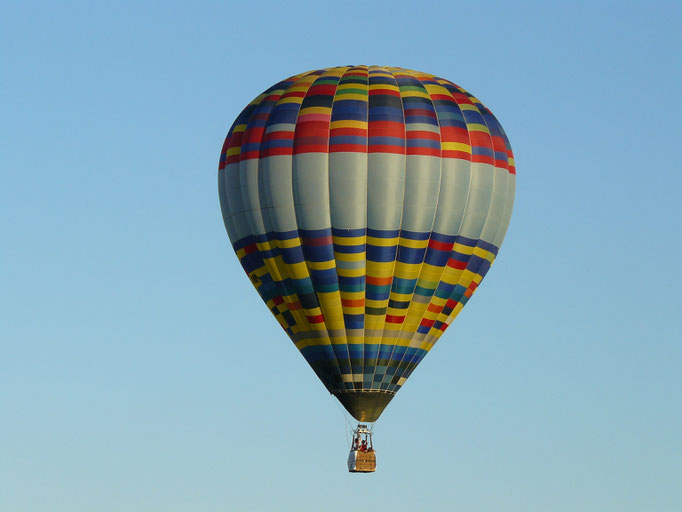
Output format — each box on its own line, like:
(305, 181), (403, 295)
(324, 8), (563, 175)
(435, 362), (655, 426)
(400, 230), (430, 240)
(424, 247), (450, 266)
(367, 228), (400, 238)
(302, 244), (334, 263)
(397, 246), (426, 264)
(366, 285), (391, 300)
(334, 244), (365, 254)
(367, 244), (397, 262)
(332, 227), (366, 237)
(406, 138), (440, 149)
(368, 136), (405, 146)
(472, 146), (494, 157)
(391, 277), (416, 294)
(330, 135), (366, 145)
(343, 314), (364, 329)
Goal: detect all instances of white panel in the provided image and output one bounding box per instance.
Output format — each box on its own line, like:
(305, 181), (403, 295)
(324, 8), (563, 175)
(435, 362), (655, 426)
(330, 152), (367, 230)
(492, 173), (516, 248)
(478, 166), (509, 244)
(401, 155), (442, 233)
(458, 162), (495, 240)
(431, 158), (472, 236)
(218, 169), (239, 244)
(367, 153), (405, 231)
(224, 161), (253, 241)
(293, 153), (331, 230)
(260, 155), (298, 233)
(239, 158), (267, 236)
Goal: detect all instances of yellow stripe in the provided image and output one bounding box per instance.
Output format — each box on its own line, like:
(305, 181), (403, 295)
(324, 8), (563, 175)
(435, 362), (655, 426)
(330, 120), (367, 130)
(333, 93), (367, 102)
(278, 96), (305, 105)
(424, 84), (452, 95)
(337, 82), (368, 91)
(307, 259), (336, 270)
(288, 261), (309, 279)
(278, 237), (302, 248)
(366, 261), (395, 274)
(473, 247), (495, 263)
(369, 84), (400, 92)
(334, 251), (366, 262)
(337, 266), (365, 277)
(299, 106), (332, 115)
(459, 103), (479, 112)
(366, 236), (398, 247)
(453, 242), (475, 255)
(466, 123), (491, 134)
(398, 238), (428, 249)
(400, 90), (431, 99)
(442, 142), (472, 153)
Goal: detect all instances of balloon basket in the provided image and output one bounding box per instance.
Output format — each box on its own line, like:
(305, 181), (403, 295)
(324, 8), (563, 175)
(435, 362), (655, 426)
(347, 424), (376, 473)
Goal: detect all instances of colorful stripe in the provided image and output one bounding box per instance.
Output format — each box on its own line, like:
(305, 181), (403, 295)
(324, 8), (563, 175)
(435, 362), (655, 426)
(218, 65), (515, 397)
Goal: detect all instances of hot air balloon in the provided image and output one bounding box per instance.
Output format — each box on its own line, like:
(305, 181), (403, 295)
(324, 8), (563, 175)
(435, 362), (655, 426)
(217, 66), (515, 471)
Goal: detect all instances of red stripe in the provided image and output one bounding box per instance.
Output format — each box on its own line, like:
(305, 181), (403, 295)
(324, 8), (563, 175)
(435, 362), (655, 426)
(341, 298), (365, 307)
(293, 144), (328, 154)
(472, 154), (495, 165)
(451, 93), (474, 105)
(407, 147), (440, 157)
(440, 126), (470, 143)
(369, 88), (400, 97)
(239, 150), (261, 161)
(243, 127), (265, 142)
(420, 318), (435, 328)
(368, 121), (405, 138)
(262, 147), (293, 157)
(330, 127), (367, 137)
(308, 84), (337, 96)
(264, 131), (294, 141)
(385, 315), (405, 323)
(430, 94), (456, 102)
(447, 258), (467, 270)
(442, 150), (471, 161)
(404, 108), (437, 118)
(469, 132), (493, 148)
(306, 313), (325, 324)
(427, 303), (441, 313)
(406, 130), (440, 140)
(495, 158), (510, 170)
(368, 145), (406, 154)
(243, 243), (257, 255)
(302, 235), (332, 246)
(366, 275), (392, 286)
(281, 91), (306, 99)
(428, 239), (452, 251)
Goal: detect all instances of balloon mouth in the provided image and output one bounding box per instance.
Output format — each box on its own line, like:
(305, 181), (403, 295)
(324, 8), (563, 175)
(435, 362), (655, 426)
(333, 390), (396, 422)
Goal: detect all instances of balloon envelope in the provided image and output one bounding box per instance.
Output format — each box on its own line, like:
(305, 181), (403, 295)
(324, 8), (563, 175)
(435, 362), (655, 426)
(218, 66), (515, 421)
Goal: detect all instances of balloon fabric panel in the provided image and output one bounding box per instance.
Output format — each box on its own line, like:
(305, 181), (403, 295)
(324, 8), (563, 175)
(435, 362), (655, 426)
(218, 66), (515, 421)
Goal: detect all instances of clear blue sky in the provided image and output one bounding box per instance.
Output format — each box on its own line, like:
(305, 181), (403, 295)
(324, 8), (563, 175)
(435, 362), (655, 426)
(2, 1), (681, 511)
